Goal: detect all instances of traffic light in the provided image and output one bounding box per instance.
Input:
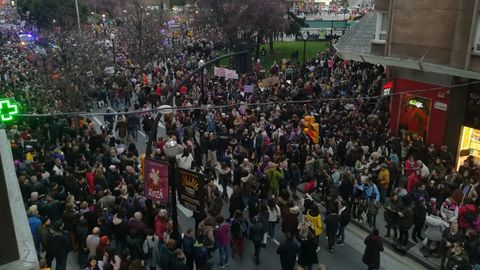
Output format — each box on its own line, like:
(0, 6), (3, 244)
(303, 115), (319, 144)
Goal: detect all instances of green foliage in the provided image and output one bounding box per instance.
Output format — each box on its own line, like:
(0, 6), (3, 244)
(285, 12), (306, 36)
(17, 0), (88, 28)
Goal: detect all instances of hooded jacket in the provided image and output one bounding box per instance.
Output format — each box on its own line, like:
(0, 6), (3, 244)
(458, 204), (477, 230)
(306, 209), (323, 236)
(424, 215), (448, 242)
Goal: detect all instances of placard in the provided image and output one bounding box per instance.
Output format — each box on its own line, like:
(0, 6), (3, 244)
(144, 160), (169, 203)
(244, 85), (254, 93)
(177, 168), (205, 214)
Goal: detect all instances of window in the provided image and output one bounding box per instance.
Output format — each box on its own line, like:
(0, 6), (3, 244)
(474, 16), (480, 53)
(373, 12), (388, 44)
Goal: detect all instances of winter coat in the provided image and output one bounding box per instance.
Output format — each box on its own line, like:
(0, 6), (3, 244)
(142, 235), (159, 268)
(324, 213), (339, 236)
(28, 215), (42, 243)
(46, 229), (69, 260)
(383, 198), (402, 224)
(157, 244), (176, 270)
(276, 239), (299, 269)
(378, 168), (390, 189)
(229, 192), (245, 214)
(182, 235), (195, 258)
(208, 197), (223, 217)
(397, 206), (414, 229)
(458, 203), (477, 230)
(362, 234), (384, 269)
(339, 207), (351, 226)
(282, 213), (299, 235)
(306, 210), (323, 236)
(193, 241), (209, 270)
(297, 238), (318, 266)
(441, 201), (459, 223)
(249, 222), (264, 242)
(115, 120), (128, 138)
(154, 217), (168, 241)
(407, 173), (420, 193)
(413, 203), (427, 224)
(214, 222), (230, 247)
(446, 249), (470, 270)
(265, 167), (284, 192)
(424, 215), (449, 242)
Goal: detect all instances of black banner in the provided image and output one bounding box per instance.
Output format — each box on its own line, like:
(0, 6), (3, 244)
(177, 167), (205, 214)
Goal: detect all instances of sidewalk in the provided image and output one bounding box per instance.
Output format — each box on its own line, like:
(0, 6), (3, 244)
(296, 183), (440, 270)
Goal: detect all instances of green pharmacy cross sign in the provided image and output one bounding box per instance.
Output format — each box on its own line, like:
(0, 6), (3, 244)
(0, 99), (19, 122)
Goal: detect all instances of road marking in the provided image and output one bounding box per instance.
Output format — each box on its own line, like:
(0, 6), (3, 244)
(92, 116), (102, 126)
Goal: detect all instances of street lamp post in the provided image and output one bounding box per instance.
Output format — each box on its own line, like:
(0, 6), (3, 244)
(302, 32), (308, 67)
(163, 138), (183, 241)
(110, 33), (116, 65)
(198, 59), (205, 100)
(74, 0), (81, 33)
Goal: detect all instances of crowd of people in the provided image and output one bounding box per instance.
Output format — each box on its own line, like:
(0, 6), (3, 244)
(2, 7), (480, 270)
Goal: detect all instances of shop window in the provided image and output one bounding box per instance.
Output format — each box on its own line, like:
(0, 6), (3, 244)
(398, 94), (431, 141)
(465, 92), (480, 129)
(456, 126), (480, 169)
(475, 14), (480, 53)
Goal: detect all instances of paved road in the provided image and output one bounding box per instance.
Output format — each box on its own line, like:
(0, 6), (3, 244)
(56, 103), (427, 270)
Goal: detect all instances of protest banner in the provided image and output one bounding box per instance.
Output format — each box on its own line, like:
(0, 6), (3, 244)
(144, 160), (169, 203)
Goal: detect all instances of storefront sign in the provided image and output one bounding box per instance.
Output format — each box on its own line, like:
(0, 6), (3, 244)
(177, 168), (205, 214)
(383, 81), (393, 96)
(144, 160), (169, 203)
(433, 101), (447, 111)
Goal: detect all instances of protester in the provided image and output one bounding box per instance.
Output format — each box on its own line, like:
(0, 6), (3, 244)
(277, 233), (299, 270)
(362, 229), (384, 270)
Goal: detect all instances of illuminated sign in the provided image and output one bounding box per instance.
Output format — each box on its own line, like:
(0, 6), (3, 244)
(0, 99), (19, 122)
(383, 81), (393, 95)
(409, 99), (424, 108)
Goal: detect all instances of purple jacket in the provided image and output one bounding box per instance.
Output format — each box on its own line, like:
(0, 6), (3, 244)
(214, 222), (230, 246)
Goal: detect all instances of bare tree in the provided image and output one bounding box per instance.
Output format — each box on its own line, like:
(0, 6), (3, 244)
(191, 0), (289, 54)
(117, 0), (166, 66)
(31, 30), (112, 112)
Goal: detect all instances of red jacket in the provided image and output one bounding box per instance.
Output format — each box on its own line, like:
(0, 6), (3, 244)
(304, 181), (315, 193)
(407, 173), (419, 193)
(154, 217), (168, 240)
(86, 171), (95, 194)
(404, 160), (417, 177)
(458, 204), (477, 229)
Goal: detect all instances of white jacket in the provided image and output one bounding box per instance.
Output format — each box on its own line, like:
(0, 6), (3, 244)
(268, 205), (281, 222)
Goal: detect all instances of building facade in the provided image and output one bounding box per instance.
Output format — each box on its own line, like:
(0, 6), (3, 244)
(335, 0), (480, 168)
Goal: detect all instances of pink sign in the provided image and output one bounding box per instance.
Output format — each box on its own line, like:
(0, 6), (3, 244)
(214, 67), (226, 77)
(144, 160), (169, 203)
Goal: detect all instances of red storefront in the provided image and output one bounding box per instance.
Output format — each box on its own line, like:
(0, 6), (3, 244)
(389, 78), (450, 147)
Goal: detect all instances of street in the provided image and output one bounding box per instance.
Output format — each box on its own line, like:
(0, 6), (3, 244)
(60, 106), (428, 270)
